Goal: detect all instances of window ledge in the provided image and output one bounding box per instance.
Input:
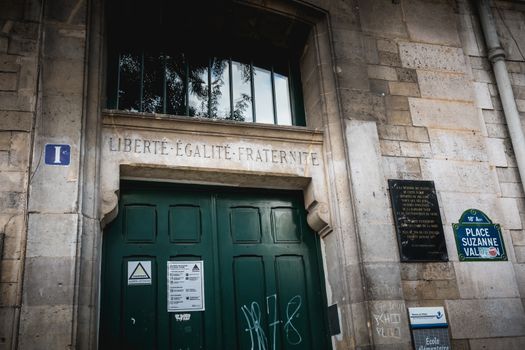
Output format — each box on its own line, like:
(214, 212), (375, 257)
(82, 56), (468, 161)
(102, 109), (323, 144)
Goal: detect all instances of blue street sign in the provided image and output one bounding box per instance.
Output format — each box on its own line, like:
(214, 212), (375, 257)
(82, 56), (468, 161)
(44, 144), (71, 166)
(453, 209), (507, 261)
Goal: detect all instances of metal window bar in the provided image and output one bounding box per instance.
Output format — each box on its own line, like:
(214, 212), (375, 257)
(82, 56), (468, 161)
(271, 67), (277, 125)
(116, 53), (122, 110)
(250, 61), (256, 123)
(207, 58), (212, 118)
(139, 52), (145, 112)
(162, 53), (167, 114)
(228, 59), (233, 120)
(114, 51), (297, 125)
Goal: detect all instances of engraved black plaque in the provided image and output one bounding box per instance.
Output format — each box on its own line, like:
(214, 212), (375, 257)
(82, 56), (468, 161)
(388, 179), (448, 262)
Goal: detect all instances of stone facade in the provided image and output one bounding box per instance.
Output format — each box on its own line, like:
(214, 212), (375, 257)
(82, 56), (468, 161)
(1, 0), (525, 349)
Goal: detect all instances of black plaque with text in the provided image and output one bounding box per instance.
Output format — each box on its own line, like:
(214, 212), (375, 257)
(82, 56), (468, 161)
(388, 179), (448, 262)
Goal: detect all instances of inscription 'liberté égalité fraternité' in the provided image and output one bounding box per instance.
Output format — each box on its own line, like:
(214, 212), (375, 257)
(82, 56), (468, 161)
(108, 137), (321, 167)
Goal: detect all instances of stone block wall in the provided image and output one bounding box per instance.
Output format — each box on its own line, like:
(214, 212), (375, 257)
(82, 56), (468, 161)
(340, 0), (525, 348)
(0, 1), (40, 348)
(0, 0), (89, 349)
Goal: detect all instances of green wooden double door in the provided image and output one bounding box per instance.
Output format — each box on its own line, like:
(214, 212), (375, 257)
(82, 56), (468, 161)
(100, 182), (331, 350)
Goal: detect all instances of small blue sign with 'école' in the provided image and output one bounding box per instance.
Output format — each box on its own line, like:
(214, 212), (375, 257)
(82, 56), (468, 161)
(44, 144), (71, 166)
(453, 209), (507, 261)
(408, 307), (448, 329)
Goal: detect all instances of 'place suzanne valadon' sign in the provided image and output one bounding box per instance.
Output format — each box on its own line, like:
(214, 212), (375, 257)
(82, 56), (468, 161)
(452, 209), (507, 261)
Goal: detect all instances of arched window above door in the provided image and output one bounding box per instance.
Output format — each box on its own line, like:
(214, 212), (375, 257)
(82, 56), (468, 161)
(106, 0), (310, 126)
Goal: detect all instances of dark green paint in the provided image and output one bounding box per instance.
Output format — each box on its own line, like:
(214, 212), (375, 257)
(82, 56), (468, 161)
(100, 182), (331, 350)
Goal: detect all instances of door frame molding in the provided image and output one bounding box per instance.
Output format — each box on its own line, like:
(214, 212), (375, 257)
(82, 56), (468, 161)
(76, 0), (370, 348)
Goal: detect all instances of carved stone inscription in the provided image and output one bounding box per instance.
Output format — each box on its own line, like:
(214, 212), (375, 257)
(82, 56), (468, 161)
(108, 137), (320, 167)
(388, 180), (448, 262)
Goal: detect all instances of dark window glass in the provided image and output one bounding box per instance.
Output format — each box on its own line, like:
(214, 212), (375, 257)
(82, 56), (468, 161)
(165, 54), (186, 116)
(107, 2), (308, 126)
(143, 53), (163, 113)
(231, 61), (252, 122)
(253, 67), (274, 124)
(210, 58), (231, 119)
(118, 53), (141, 112)
(188, 57), (209, 117)
(275, 73), (292, 125)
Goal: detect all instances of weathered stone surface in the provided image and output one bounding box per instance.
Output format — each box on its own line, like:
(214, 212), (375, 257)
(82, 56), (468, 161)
(417, 71), (473, 102)
(386, 96), (409, 111)
(399, 141), (431, 158)
(0, 132), (11, 150)
(455, 262), (520, 299)
(0, 171), (26, 191)
(511, 73), (525, 87)
(486, 137), (508, 167)
(379, 51), (401, 67)
(18, 305), (74, 349)
(346, 120), (401, 263)
(402, 279), (459, 300)
(41, 58), (84, 96)
(368, 300), (411, 345)
(377, 39), (398, 53)
(382, 156), (421, 180)
(0, 111), (32, 131)
(368, 65), (397, 81)
(399, 42), (465, 73)
(378, 125), (407, 141)
(515, 263), (525, 300)
(338, 60), (370, 91)
(0, 282), (17, 306)
(0, 191), (25, 214)
(0, 307), (15, 348)
(357, 0), (407, 38)
(0, 259), (20, 283)
(388, 82), (419, 97)
(498, 167), (521, 183)
(428, 129), (488, 162)
(472, 69), (494, 83)
(470, 337), (525, 350)
(486, 123), (509, 138)
(495, 9), (525, 62)
(401, 262), (456, 281)
(341, 90), (385, 121)
(44, 24), (85, 60)
(380, 140), (401, 156)
(23, 257), (75, 306)
(459, 14), (482, 56)
(0, 91), (34, 112)
(26, 214), (78, 258)
(406, 127), (429, 143)
(482, 110), (505, 124)
(370, 79), (389, 96)
(420, 159), (498, 194)
(446, 299), (525, 338)
(363, 35), (379, 64)
(439, 192), (518, 229)
(386, 110), (411, 125)
(404, 0), (460, 46)
(396, 68), (417, 83)
(409, 98), (481, 131)
(0, 72), (17, 91)
(501, 182), (525, 198)
(363, 263), (403, 300)
(474, 82), (493, 109)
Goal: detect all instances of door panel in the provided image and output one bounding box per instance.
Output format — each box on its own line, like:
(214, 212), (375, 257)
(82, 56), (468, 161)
(99, 183), (330, 350)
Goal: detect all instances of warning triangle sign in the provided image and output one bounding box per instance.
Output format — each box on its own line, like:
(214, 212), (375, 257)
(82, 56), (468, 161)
(192, 264), (200, 272)
(130, 262), (151, 280)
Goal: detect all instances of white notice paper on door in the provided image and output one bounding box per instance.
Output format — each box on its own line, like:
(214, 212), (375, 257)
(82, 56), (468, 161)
(167, 261), (205, 312)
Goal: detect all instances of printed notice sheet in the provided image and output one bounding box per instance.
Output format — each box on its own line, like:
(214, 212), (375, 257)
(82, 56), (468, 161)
(167, 261), (205, 312)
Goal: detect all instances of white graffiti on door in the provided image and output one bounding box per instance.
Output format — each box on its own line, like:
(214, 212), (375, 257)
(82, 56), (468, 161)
(240, 294), (303, 350)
